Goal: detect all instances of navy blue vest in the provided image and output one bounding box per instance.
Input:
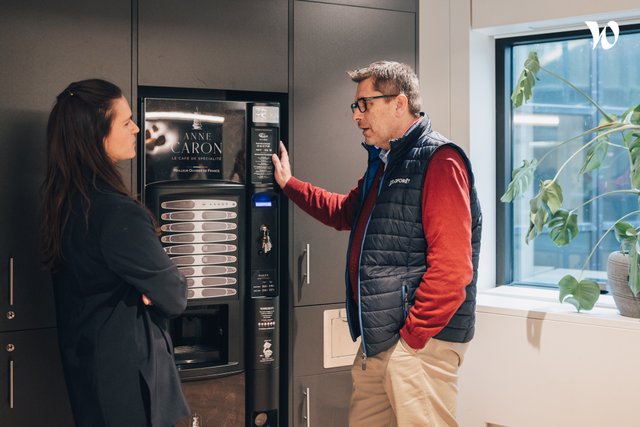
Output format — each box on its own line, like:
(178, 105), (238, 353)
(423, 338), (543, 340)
(345, 116), (482, 357)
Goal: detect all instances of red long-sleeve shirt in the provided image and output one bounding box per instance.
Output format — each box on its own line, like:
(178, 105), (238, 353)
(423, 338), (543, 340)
(283, 145), (472, 350)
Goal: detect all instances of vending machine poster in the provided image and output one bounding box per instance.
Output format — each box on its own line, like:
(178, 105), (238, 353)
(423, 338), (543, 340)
(143, 98), (246, 185)
(250, 127), (276, 184)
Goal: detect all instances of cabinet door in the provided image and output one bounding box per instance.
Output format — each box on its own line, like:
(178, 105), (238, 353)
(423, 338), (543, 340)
(290, 304), (355, 426)
(0, 328), (74, 425)
(292, 303), (354, 377)
(138, 0), (288, 92)
(298, 0), (416, 11)
(293, 371), (352, 427)
(0, 1), (132, 333)
(291, 1), (416, 306)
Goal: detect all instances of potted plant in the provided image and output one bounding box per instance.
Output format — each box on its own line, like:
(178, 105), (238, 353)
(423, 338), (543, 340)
(501, 51), (640, 315)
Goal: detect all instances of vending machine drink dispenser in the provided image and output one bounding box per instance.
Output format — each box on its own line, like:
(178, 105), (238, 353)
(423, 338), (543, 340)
(141, 95), (281, 427)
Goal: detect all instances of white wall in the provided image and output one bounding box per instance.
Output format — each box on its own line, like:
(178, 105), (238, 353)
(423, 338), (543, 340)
(418, 1), (640, 425)
(473, 0), (640, 36)
(457, 288), (640, 427)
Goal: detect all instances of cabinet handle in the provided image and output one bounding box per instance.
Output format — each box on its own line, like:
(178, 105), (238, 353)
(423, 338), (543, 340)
(302, 244), (310, 286)
(9, 359), (14, 409)
(303, 386), (310, 426)
(9, 257), (14, 306)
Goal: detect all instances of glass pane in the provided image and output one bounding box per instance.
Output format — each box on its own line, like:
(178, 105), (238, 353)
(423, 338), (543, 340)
(509, 31), (640, 286)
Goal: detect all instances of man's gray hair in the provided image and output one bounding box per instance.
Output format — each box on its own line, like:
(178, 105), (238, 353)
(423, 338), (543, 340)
(347, 61), (421, 115)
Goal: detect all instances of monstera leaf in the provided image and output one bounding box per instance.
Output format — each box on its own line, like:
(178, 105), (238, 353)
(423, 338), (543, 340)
(579, 139), (609, 175)
(511, 52), (540, 108)
(500, 159), (538, 202)
(619, 108), (640, 189)
(539, 180), (563, 214)
(558, 275), (600, 312)
(625, 133), (640, 189)
(622, 104), (640, 126)
(614, 221), (640, 296)
(630, 241), (640, 297)
(548, 209), (578, 247)
(614, 221), (637, 253)
(526, 194), (548, 244)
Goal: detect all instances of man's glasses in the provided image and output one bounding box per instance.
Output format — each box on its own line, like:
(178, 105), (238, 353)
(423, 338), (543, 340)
(350, 94), (399, 113)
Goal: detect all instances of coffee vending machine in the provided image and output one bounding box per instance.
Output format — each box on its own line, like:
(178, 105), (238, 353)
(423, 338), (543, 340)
(140, 94), (282, 427)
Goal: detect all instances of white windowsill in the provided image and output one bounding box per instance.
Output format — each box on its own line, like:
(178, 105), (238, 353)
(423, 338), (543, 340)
(478, 286), (640, 330)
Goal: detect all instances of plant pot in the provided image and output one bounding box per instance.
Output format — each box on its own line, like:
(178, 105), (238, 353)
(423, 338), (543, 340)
(608, 251), (640, 318)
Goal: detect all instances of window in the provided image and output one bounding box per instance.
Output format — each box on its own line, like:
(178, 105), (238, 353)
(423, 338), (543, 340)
(497, 25), (640, 287)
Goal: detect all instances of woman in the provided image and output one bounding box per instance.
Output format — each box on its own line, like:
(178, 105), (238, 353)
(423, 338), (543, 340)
(41, 79), (190, 426)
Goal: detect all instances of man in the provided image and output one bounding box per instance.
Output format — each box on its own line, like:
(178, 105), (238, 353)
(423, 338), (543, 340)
(272, 61), (481, 426)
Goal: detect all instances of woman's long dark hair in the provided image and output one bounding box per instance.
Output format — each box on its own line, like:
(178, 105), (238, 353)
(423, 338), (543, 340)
(41, 79), (131, 268)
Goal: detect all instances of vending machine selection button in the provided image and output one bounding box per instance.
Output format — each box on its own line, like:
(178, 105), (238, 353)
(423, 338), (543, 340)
(161, 199), (237, 210)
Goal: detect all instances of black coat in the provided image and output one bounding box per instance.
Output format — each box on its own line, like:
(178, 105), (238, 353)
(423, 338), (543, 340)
(52, 184), (190, 427)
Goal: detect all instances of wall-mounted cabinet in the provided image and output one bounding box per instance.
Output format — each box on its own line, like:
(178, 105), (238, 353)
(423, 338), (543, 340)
(289, 3), (416, 424)
(292, 371), (352, 427)
(0, 329), (72, 426)
(290, 0), (416, 307)
(138, 0), (288, 92)
(0, 1), (131, 423)
(290, 303), (352, 426)
(298, 0), (415, 12)
(0, 1), (133, 333)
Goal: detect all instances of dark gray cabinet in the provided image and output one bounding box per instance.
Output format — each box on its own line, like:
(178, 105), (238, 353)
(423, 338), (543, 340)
(0, 1), (133, 334)
(0, 329), (73, 426)
(292, 303), (354, 377)
(298, 0), (416, 12)
(291, 304), (352, 427)
(0, 1), (132, 423)
(288, 1), (416, 424)
(293, 372), (352, 427)
(138, 0), (288, 92)
(290, 0), (416, 306)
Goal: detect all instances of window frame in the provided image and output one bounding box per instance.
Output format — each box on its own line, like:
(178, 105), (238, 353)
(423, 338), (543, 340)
(495, 23), (640, 288)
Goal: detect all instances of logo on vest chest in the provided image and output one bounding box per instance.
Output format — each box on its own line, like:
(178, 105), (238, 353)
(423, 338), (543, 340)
(388, 178), (411, 187)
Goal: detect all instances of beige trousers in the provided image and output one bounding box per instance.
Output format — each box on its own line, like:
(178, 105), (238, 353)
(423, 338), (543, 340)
(349, 337), (469, 427)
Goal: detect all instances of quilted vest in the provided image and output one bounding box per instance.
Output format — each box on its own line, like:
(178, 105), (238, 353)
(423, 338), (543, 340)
(345, 116), (482, 357)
